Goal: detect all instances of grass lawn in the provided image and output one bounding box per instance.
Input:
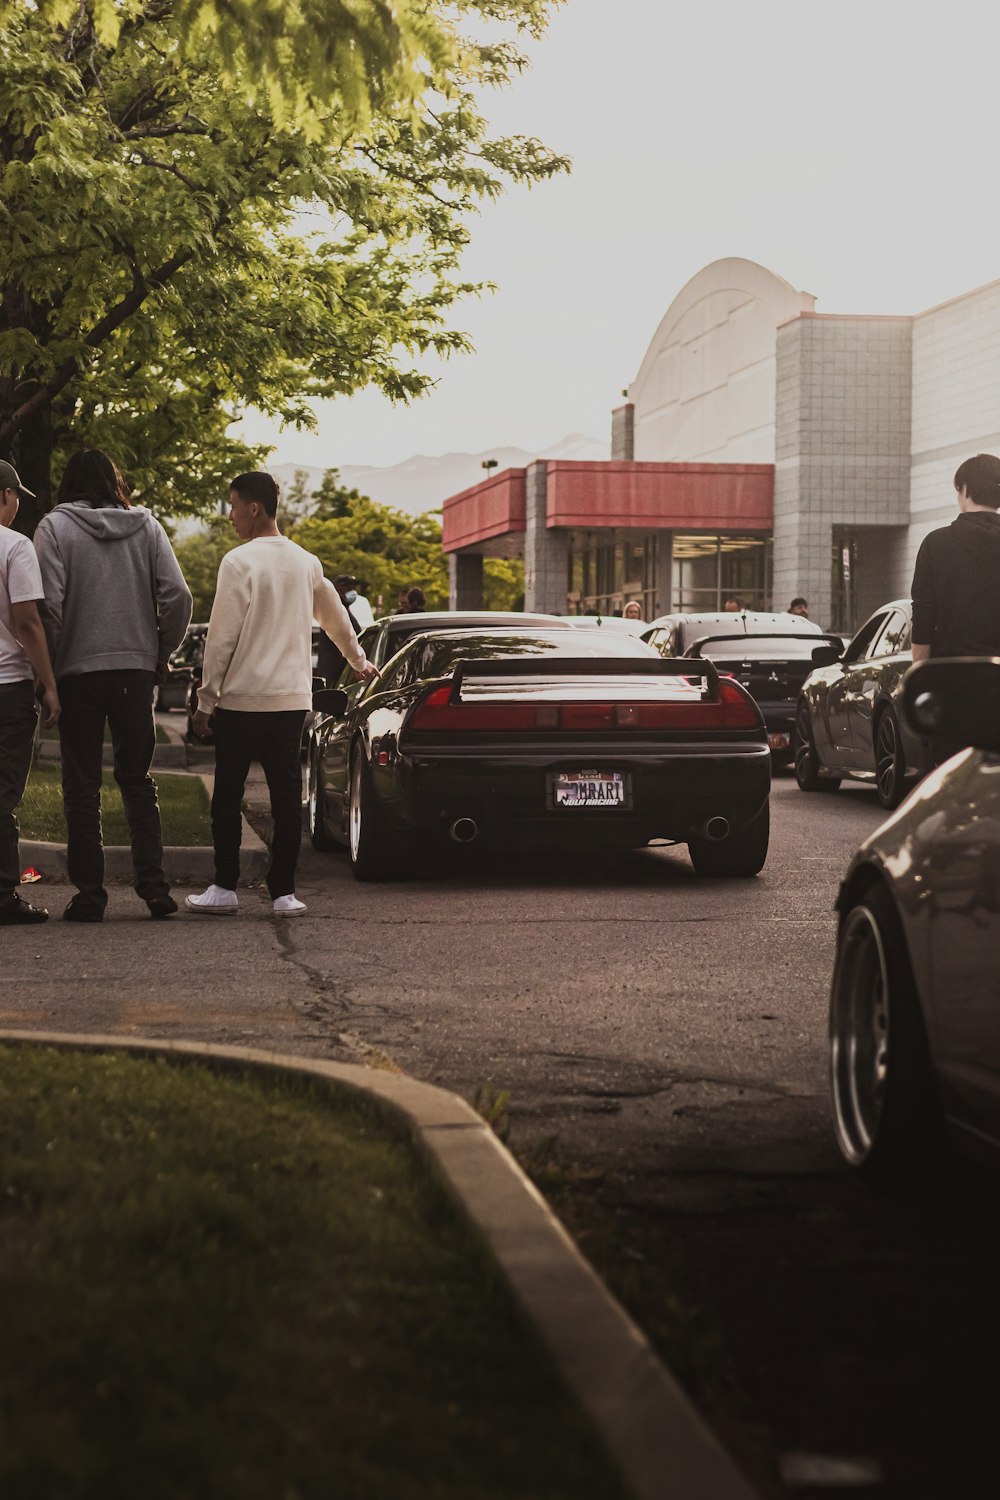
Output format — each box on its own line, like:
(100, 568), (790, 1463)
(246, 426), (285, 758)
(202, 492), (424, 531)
(0, 1047), (628, 1500)
(19, 761), (211, 845)
(41, 721), (169, 743)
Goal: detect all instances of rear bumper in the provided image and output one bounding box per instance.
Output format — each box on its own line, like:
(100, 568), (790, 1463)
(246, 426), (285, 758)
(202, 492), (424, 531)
(387, 740), (771, 848)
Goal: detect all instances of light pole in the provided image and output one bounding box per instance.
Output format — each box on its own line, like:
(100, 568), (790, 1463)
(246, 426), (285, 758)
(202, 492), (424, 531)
(481, 458), (498, 479)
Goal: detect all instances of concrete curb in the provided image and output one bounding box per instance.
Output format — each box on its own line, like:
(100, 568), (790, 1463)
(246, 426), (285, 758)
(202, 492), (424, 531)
(0, 1030), (757, 1500)
(20, 773), (268, 886)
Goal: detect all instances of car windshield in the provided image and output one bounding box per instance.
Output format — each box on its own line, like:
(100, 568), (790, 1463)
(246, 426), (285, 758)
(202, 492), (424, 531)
(406, 629), (657, 681)
(694, 636), (825, 661)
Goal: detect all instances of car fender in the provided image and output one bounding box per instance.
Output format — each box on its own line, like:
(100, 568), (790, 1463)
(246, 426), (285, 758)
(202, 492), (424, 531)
(835, 764), (970, 1049)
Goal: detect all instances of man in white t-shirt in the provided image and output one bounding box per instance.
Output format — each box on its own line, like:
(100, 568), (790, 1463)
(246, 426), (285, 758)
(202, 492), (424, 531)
(0, 461), (60, 925)
(185, 472), (377, 919)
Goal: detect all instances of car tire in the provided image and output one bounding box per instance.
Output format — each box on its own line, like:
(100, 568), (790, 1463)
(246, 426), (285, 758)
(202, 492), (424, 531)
(688, 801), (769, 877)
(829, 883), (944, 1182)
(794, 700), (841, 793)
(348, 750), (395, 882)
(307, 746), (340, 853)
(874, 707), (908, 811)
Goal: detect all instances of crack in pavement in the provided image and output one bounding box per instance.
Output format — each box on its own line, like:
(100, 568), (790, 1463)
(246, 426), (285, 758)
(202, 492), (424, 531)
(271, 923), (404, 1071)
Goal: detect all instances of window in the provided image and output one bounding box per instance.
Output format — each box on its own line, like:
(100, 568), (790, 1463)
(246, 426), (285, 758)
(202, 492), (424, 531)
(870, 609), (910, 659)
(844, 612), (889, 665)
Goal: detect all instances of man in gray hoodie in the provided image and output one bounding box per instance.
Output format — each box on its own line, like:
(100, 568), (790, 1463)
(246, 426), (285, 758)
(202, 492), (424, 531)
(34, 450), (192, 921)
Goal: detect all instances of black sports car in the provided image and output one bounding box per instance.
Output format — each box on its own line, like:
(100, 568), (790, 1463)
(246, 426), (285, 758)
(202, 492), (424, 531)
(305, 626), (771, 881)
(642, 610), (828, 764)
(794, 598), (930, 810)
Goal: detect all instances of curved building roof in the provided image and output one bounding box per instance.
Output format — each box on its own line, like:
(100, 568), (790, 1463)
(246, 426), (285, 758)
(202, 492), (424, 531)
(628, 258), (815, 465)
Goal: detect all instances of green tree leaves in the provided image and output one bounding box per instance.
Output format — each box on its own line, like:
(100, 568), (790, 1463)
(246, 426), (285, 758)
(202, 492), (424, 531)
(1, 0), (566, 528)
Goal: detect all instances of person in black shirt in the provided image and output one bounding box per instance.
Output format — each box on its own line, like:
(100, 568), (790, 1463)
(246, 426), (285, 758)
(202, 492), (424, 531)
(911, 453), (1000, 664)
(316, 573), (361, 684)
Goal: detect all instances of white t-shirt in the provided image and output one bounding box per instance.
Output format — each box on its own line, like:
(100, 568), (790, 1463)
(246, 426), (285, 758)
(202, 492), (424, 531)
(0, 527), (44, 684)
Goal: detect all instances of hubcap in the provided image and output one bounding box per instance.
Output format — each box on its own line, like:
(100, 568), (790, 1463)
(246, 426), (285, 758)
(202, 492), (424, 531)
(349, 758), (362, 861)
(830, 904), (890, 1165)
(308, 752), (318, 830)
(876, 715), (898, 803)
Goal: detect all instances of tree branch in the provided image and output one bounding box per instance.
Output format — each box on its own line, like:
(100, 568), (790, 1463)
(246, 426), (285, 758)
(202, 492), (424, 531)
(0, 248), (194, 448)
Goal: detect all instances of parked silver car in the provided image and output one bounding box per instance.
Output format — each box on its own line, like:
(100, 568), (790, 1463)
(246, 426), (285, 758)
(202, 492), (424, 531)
(829, 657), (1000, 1181)
(794, 598), (930, 809)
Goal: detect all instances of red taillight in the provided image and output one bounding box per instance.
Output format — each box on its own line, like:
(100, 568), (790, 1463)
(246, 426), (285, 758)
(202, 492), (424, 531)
(407, 679), (761, 733)
(407, 685), (538, 732)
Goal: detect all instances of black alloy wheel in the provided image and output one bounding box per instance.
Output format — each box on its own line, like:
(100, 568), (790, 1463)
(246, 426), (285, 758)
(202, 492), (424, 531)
(874, 707), (908, 811)
(794, 700), (841, 793)
(829, 883), (943, 1181)
(688, 801), (770, 877)
(307, 746), (339, 852)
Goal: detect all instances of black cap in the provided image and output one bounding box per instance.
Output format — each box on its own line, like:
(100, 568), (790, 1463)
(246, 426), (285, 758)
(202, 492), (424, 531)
(0, 460), (35, 500)
(334, 574), (358, 587)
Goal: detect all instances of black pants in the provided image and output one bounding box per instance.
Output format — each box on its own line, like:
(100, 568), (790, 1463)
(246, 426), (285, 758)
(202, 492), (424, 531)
(211, 708), (306, 898)
(58, 670), (168, 911)
(0, 679), (38, 907)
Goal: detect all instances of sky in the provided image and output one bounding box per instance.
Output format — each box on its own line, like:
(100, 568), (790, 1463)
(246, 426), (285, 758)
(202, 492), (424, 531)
(235, 0), (1000, 470)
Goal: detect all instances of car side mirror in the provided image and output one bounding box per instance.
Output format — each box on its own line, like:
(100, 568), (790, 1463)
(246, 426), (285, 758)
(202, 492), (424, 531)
(312, 687), (348, 717)
(811, 644), (842, 667)
(902, 659), (1000, 752)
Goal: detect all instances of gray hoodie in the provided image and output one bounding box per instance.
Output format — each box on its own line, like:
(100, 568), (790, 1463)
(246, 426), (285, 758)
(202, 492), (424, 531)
(33, 503), (192, 678)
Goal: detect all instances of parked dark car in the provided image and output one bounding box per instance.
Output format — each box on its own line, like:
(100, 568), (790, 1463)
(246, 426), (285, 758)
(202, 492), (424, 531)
(319, 610), (579, 686)
(794, 598), (930, 809)
(642, 610), (826, 763)
(829, 657), (1000, 1181)
(155, 623), (208, 713)
(305, 626), (771, 882)
(306, 610), (581, 762)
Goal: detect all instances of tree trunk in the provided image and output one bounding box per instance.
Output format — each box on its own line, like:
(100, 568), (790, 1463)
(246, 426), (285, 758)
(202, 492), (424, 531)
(8, 394), (54, 538)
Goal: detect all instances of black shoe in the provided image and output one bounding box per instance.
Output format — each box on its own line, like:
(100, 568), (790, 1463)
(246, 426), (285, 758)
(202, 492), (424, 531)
(147, 895), (178, 920)
(0, 896), (49, 926)
(63, 900), (105, 923)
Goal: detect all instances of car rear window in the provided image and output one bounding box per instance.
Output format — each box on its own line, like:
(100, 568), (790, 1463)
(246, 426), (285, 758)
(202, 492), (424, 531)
(413, 630), (657, 680)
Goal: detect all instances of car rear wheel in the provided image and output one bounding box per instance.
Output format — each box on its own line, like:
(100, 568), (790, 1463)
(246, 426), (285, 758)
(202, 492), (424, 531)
(830, 884), (943, 1182)
(307, 746), (339, 852)
(688, 801), (769, 877)
(874, 707), (907, 810)
(794, 701), (841, 793)
(348, 751), (395, 882)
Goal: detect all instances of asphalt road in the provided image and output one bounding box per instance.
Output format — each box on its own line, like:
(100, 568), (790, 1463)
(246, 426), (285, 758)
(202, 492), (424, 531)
(5, 769), (1000, 1498)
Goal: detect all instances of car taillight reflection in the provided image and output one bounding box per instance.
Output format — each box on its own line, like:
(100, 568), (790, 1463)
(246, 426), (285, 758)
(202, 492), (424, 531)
(406, 679), (760, 732)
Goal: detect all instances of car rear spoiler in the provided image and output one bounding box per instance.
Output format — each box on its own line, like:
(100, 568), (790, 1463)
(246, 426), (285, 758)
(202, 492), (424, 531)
(450, 656), (721, 700)
(683, 632), (844, 657)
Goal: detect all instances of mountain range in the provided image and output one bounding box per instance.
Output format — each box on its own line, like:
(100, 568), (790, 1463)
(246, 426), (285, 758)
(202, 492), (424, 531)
(271, 434), (606, 516)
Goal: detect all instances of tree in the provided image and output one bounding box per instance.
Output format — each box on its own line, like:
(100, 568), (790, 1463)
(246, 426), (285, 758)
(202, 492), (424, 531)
(0, 0), (567, 532)
(170, 517), (240, 620)
(290, 490), (450, 611)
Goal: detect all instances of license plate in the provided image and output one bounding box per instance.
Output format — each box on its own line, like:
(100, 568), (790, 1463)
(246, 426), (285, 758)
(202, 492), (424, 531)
(768, 732), (791, 751)
(552, 770), (625, 808)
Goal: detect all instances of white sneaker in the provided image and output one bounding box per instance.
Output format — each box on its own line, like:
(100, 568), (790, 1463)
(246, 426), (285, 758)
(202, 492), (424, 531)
(184, 884), (238, 914)
(273, 894), (307, 918)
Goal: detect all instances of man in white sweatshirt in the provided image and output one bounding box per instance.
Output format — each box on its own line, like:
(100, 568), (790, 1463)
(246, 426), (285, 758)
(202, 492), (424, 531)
(186, 472), (377, 918)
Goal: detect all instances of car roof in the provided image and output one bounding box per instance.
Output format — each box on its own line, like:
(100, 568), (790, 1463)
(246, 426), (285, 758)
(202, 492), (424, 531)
(392, 626), (657, 657)
(378, 611), (575, 632)
(645, 610), (822, 636)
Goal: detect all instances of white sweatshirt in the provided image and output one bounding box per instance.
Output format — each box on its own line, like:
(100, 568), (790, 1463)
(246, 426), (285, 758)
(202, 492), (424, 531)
(198, 536), (368, 714)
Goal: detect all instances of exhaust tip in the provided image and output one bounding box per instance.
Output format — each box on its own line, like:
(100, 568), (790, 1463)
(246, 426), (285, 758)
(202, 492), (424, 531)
(704, 816), (730, 842)
(449, 817), (479, 844)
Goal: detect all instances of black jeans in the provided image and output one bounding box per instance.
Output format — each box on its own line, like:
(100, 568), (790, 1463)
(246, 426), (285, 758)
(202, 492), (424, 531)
(58, 670), (168, 911)
(0, 679), (38, 907)
(211, 708), (306, 898)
